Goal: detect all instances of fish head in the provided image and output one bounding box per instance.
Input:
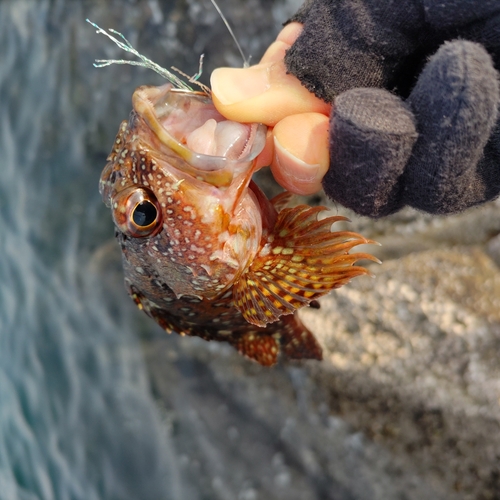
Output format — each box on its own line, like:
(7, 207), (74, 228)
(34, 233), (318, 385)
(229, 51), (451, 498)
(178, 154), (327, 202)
(100, 83), (269, 299)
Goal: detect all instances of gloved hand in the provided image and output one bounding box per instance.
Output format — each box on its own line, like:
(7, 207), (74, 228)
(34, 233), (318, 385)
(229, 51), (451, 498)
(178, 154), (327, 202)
(211, 0), (500, 217)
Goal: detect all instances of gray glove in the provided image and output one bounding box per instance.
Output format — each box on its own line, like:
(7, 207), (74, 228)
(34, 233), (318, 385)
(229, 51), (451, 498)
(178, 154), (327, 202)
(285, 0), (500, 217)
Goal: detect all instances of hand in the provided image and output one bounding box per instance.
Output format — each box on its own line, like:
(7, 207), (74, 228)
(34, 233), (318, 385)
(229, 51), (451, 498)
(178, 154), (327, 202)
(211, 23), (331, 196)
(212, 1), (500, 217)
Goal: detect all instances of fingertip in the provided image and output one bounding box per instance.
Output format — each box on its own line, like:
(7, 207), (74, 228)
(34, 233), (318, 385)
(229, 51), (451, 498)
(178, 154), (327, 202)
(211, 65), (270, 106)
(271, 113), (330, 195)
(260, 22), (303, 64)
(277, 22), (303, 44)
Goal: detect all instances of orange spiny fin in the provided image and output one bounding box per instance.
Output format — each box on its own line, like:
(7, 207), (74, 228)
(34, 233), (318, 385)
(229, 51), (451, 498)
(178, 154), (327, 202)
(270, 191), (296, 212)
(233, 204), (378, 327)
(228, 331), (279, 366)
(278, 313), (323, 361)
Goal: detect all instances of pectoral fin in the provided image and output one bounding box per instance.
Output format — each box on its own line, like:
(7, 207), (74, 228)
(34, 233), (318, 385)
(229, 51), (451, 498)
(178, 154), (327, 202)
(270, 191), (296, 212)
(233, 204), (377, 327)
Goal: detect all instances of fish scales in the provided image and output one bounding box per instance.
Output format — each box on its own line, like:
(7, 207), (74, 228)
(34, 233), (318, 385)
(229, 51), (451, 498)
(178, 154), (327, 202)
(100, 84), (377, 366)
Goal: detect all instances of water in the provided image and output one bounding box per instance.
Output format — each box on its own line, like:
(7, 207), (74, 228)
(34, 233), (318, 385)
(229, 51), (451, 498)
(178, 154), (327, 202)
(0, 1), (189, 498)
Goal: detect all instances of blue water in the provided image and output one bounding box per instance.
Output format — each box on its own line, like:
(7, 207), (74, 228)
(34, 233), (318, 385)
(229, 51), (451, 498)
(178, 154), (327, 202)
(0, 1), (189, 498)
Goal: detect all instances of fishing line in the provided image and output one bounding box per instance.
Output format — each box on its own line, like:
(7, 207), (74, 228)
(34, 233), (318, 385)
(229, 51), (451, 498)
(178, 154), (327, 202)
(87, 0), (250, 92)
(209, 0), (250, 67)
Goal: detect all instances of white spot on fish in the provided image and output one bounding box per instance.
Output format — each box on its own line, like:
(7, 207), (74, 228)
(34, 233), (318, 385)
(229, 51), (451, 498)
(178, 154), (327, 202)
(190, 244), (205, 254)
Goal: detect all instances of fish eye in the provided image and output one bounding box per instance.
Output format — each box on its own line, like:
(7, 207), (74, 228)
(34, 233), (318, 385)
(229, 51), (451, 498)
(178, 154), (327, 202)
(132, 200), (158, 227)
(111, 187), (162, 238)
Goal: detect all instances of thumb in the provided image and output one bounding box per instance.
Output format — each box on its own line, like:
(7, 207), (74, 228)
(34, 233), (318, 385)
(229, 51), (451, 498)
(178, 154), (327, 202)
(210, 24), (330, 126)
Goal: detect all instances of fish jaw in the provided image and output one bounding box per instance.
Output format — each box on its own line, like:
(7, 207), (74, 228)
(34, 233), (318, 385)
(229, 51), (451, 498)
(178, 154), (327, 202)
(131, 83), (267, 187)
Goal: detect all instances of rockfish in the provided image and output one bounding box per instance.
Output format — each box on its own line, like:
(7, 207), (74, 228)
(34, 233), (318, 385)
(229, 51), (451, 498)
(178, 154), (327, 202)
(100, 84), (376, 366)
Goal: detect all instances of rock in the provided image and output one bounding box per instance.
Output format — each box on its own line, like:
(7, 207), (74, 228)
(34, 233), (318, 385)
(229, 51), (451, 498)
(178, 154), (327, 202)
(301, 244), (500, 498)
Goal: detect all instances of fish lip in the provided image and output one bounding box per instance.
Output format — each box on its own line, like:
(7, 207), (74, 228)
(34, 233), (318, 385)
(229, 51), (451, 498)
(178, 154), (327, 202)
(131, 83), (266, 186)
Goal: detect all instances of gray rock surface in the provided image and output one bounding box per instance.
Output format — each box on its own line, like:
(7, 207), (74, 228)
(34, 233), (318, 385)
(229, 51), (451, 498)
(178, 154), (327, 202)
(302, 233), (500, 499)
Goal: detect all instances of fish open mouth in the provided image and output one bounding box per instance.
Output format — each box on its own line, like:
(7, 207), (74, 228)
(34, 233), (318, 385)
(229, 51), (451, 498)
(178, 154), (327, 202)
(132, 83), (267, 186)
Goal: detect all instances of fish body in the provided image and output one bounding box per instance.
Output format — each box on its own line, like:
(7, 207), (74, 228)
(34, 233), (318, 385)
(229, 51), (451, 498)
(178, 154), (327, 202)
(100, 83), (375, 366)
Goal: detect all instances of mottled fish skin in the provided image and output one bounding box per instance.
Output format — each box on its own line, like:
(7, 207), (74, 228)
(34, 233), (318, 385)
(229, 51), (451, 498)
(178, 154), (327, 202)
(100, 84), (377, 366)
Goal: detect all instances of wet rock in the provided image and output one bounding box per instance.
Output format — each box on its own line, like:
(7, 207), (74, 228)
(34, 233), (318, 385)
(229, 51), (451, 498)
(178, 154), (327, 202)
(301, 244), (500, 499)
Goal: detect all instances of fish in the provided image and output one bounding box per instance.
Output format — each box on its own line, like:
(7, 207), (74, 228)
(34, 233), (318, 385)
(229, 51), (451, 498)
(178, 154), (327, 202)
(99, 83), (377, 366)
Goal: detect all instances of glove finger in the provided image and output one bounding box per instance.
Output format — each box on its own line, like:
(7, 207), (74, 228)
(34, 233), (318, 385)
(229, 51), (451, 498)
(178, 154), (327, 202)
(476, 122), (500, 201)
(404, 40), (500, 214)
(322, 88), (417, 217)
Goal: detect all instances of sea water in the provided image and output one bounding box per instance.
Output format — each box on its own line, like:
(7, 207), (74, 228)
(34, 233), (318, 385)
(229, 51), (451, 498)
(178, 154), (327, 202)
(0, 1), (191, 498)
